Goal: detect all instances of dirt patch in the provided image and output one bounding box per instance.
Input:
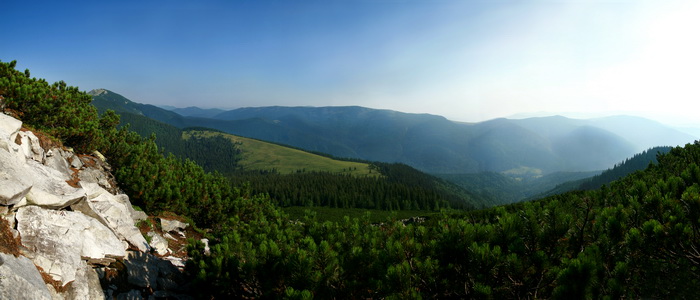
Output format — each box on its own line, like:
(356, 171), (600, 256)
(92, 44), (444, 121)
(30, 129), (62, 150)
(36, 264), (71, 293)
(65, 167), (81, 188)
(0, 217), (21, 257)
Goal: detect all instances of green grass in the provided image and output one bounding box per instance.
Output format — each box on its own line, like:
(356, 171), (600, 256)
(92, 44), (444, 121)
(282, 206), (435, 223)
(184, 130), (377, 176)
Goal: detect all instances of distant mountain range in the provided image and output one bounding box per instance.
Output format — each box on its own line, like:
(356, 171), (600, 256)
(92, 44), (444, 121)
(89, 89), (697, 174)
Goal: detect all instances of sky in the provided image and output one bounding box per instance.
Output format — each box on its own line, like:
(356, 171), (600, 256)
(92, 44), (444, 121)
(3, 0), (700, 126)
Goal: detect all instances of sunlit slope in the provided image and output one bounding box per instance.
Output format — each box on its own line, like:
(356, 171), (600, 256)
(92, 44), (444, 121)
(183, 130), (376, 176)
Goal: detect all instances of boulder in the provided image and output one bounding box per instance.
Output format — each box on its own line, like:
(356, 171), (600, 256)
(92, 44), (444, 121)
(1, 146), (85, 209)
(116, 289), (143, 300)
(16, 131), (44, 163)
(161, 219), (189, 234)
(0, 253), (52, 300)
(65, 262), (105, 300)
(72, 182), (149, 252)
(68, 154), (83, 169)
(43, 148), (73, 179)
(23, 160), (85, 208)
(78, 167), (113, 192)
(0, 113), (22, 141)
(147, 231), (169, 256)
(131, 210), (148, 222)
(15, 205), (126, 286)
(123, 251), (159, 288)
(0, 174), (32, 206)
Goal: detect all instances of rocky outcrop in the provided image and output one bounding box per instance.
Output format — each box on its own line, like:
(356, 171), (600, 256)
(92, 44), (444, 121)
(16, 206), (126, 285)
(72, 182), (149, 252)
(0, 112), (193, 299)
(0, 253), (52, 300)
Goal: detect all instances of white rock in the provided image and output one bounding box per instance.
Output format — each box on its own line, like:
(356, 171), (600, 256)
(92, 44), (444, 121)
(0, 253), (52, 300)
(1, 146), (85, 209)
(163, 256), (186, 269)
(72, 182), (150, 252)
(17, 131), (45, 163)
(15, 205), (126, 286)
(65, 262), (105, 300)
(43, 147), (73, 178)
(131, 210), (148, 222)
(161, 219), (189, 233)
(78, 167), (112, 191)
(201, 238), (211, 256)
(0, 113), (22, 140)
(69, 154), (83, 169)
(147, 231), (169, 256)
(0, 174), (32, 206)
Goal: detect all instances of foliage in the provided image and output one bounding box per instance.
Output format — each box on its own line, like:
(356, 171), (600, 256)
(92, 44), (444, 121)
(5, 61), (699, 298)
(0, 60), (116, 152)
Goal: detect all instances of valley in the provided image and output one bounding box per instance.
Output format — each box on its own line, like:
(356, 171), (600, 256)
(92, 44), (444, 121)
(1, 61), (698, 298)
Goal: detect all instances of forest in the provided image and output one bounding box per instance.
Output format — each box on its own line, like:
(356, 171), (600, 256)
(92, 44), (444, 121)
(1, 59), (698, 298)
(103, 110), (477, 211)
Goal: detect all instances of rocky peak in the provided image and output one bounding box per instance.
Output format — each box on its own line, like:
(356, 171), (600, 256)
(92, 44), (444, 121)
(87, 89), (108, 96)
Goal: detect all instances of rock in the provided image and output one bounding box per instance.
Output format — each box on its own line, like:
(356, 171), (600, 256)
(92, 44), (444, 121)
(0, 113), (22, 141)
(16, 131), (45, 163)
(0, 174), (32, 206)
(116, 289), (143, 300)
(123, 251), (159, 288)
(91, 150), (107, 164)
(43, 147), (73, 178)
(163, 233), (177, 241)
(160, 219), (189, 234)
(201, 238), (211, 256)
(0, 140), (86, 209)
(65, 262), (105, 300)
(78, 167), (114, 192)
(0, 253), (52, 300)
(131, 210), (148, 222)
(23, 160), (85, 208)
(162, 256), (186, 269)
(45, 284), (65, 300)
(72, 182), (149, 252)
(16, 206), (126, 286)
(68, 154), (83, 169)
(147, 231), (169, 256)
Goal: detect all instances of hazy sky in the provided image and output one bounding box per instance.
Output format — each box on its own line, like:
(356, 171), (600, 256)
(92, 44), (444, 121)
(4, 0), (700, 125)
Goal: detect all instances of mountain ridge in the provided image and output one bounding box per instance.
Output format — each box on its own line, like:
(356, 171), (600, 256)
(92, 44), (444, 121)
(90, 89), (696, 174)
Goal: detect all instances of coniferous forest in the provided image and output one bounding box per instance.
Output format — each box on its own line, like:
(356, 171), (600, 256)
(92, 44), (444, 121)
(1, 60), (699, 298)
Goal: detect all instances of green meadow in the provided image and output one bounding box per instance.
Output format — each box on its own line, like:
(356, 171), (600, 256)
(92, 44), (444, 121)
(183, 130), (377, 176)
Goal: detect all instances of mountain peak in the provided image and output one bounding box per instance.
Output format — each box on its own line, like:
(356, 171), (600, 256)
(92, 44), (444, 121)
(87, 88), (109, 96)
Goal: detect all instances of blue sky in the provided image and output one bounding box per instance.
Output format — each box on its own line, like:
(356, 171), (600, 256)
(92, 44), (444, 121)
(4, 0), (700, 125)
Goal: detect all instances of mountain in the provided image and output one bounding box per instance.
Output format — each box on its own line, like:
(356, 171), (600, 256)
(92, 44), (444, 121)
(6, 61), (700, 299)
(90, 89), (695, 174)
(534, 146), (674, 199)
(167, 106), (226, 118)
(109, 110), (485, 209)
(437, 170), (600, 206)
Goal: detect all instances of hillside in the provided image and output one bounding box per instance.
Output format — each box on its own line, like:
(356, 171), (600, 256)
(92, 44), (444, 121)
(105, 109), (484, 210)
(92, 89), (695, 174)
(3, 60), (699, 298)
(183, 130), (374, 176)
(534, 146), (674, 198)
(438, 170), (600, 206)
